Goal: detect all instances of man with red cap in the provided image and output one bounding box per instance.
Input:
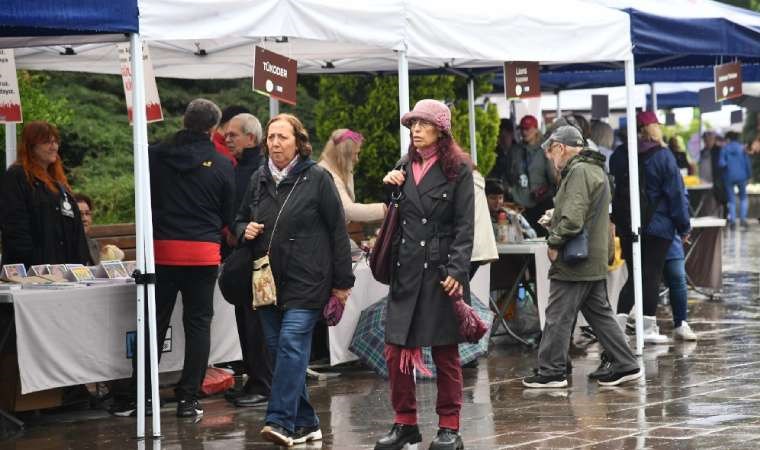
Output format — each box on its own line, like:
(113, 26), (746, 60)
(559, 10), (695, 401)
(509, 115), (556, 236)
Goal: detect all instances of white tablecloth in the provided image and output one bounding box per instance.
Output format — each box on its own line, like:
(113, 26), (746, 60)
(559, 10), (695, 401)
(9, 282), (240, 394)
(328, 260), (491, 366)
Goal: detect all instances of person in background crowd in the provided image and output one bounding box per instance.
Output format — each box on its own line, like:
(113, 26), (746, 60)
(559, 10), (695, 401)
(570, 114), (596, 150)
(488, 118), (517, 191)
(213, 105), (250, 167)
(0, 121), (90, 269)
(470, 169), (498, 279)
(720, 131), (752, 229)
(590, 120), (614, 172)
(668, 135), (695, 175)
(513, 115), (556, 236)
(111, 99), (235, 419)
(522, 125), (640, 389)
(485, 179), (505, 222)
(699, 130), (727, 216)
(236, 113), (354, 447)
(376, 99), (473, 450)
(73, 193), (99, 265)
(221, 113), (265, 259)
(73, 193), (124, 265)
(220, 112), (273, 408)
(749, 135), (760, 155)
(611, 111), (690, 344)
(663, 234), (698, 341)
(318, 128), (386, 223)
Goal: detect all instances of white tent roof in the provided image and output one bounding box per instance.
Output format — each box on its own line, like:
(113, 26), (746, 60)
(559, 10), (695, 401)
(12, 0), (632, 78)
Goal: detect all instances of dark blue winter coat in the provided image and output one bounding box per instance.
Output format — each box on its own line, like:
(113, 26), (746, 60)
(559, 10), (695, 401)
(639, 140), (691, 240)
(719, 140), (751, 184)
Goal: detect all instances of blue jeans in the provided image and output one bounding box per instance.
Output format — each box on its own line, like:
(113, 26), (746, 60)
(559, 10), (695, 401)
(258, 307), (321, 433)
(725, 179), (748, 223)
(663, 258), (687, 327)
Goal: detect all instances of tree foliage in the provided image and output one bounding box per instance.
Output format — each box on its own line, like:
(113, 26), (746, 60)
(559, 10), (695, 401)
(315, 73), (499, 203)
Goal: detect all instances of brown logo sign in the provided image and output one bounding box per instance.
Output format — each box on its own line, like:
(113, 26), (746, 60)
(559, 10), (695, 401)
(504, 62), (541, 99)
(714, 62), (742, 102)
(253, 46), (298, 105)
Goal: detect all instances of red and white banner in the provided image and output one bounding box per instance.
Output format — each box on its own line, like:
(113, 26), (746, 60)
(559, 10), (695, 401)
(117, 43), (163, 124)
(0, 49), (23, 123)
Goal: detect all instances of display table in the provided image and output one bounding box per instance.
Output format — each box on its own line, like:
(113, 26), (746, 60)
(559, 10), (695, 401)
(688, 183), (721, 217)
(494, 241), (551, 328)
(1, 282), (240, 395)
(328, 260), (490, 366)
(685, 216), (725, 290)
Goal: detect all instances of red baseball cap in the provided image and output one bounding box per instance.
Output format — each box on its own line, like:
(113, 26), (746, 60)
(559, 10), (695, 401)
(519, 115), (538, 130)
(636, 111), (659, 127)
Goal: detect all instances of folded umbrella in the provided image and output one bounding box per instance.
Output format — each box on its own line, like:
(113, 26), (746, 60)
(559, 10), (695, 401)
(439, 266), (490, 343)
(323, 295), (344, 326)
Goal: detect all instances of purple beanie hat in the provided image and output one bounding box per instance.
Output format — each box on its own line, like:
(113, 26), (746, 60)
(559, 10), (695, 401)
(401, 99), (451, 133)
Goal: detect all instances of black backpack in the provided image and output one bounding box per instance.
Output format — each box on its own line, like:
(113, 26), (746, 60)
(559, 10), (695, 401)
(611, 147), (663, 237)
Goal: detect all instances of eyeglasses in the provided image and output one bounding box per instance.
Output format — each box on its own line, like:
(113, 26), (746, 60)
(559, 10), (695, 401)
(410, 119), (434, 129)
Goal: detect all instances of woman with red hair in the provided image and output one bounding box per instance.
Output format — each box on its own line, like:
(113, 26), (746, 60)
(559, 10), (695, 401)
(1, 121), (90, 268)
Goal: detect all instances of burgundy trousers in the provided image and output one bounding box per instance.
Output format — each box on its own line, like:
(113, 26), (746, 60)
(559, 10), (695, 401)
(384, 343), (463, 430)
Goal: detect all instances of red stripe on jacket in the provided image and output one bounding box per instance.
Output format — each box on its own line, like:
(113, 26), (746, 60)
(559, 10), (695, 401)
(154, 240), (221, 266)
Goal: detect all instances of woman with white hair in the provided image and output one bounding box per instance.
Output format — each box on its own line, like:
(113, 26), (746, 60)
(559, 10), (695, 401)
(318, 129), (386, 223)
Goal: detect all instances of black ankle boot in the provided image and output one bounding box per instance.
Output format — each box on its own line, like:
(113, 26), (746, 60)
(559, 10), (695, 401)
(374, 423), (422, 450)
(429, 428), (463, 450)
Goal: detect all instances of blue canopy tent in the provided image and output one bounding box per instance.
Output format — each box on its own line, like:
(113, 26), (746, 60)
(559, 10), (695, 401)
(1, 0), (162, 440)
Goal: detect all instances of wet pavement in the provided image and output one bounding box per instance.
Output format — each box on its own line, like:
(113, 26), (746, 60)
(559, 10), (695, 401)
(3, 227), (760, 449)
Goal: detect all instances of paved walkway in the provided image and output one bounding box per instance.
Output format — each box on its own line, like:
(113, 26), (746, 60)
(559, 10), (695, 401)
(3, 227), (760, 449)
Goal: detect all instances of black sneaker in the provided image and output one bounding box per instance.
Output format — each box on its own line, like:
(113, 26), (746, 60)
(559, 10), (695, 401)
(261, 423), (293, 447)
(597, 368), (642, 386)
(292, 424), (322, 444)
(176, 399), (203, 418)
(522, 374), (568, 388)
(374, 424), (422, 450)
(109, 398), (153, 417)
(429, 428), (463, 450)
(532, 361), (571, 377)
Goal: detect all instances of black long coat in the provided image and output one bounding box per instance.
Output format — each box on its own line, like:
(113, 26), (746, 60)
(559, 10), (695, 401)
(233, 157), (355, 310)
(386, 160), (474, 347)
(0, 164), (90, 268)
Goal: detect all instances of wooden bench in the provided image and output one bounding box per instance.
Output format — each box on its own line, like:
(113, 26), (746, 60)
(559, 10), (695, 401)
(89, 223), (136, 261)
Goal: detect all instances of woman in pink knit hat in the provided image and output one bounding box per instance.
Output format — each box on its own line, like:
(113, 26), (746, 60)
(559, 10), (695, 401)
(374, 99), (474, 450)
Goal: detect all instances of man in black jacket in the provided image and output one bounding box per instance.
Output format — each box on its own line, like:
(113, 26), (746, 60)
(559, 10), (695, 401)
(112, 98), (235, 419)
(221, 112), (272, 407)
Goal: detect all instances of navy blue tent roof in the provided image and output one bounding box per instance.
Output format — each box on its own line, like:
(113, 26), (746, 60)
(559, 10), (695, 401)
(492, 64), (760, 92)
(0, 0), (138, 39)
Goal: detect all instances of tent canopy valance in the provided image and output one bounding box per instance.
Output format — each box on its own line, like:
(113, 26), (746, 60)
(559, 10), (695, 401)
(11, 0), (633, 77)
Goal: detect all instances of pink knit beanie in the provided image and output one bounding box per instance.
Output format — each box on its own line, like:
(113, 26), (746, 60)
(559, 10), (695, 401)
(400, 99), (451, 134)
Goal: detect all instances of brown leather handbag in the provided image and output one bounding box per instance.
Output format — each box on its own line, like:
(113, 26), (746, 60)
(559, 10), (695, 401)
(369, 190), (402, 285)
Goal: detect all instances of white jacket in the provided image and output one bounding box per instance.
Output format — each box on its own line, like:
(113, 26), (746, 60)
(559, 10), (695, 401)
(471, 171), (499, 263)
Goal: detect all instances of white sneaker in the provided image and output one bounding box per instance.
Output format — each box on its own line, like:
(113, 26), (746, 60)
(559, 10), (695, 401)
(674, 321), (697, 341)
(643, 316), (669, 344)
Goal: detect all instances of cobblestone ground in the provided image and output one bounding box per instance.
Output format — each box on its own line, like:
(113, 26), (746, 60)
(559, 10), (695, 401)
(3, 227), (760, 449)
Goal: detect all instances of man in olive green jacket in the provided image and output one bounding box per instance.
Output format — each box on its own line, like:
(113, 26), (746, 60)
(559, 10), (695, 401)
(522, 125), (641, 389)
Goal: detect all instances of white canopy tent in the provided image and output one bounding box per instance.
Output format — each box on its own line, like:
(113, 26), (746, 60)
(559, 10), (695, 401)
(5, 1), (646, 436)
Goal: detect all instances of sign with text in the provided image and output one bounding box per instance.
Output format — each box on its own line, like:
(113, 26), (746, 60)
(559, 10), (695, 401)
(591, 95), (609, 119)
(698, 87), (721, 113)
(253, 46), (297, 105)
(117, 42), (164, 123)
(504, 62), (541, 100)
(0, 49), (22, 123)
(714, 62), (743, 102)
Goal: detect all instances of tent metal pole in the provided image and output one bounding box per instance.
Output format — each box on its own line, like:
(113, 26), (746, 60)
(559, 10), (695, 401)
(555, 89), (562, 118)
(398, 49), (410, 155)
(130, 33), (162, 439)
(467, 77), (477, 164)
(269, 97), (279, 120)
(4, 123), (16, 168)
(650, 83), (657, 112)
(625, 58), (644, 355)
